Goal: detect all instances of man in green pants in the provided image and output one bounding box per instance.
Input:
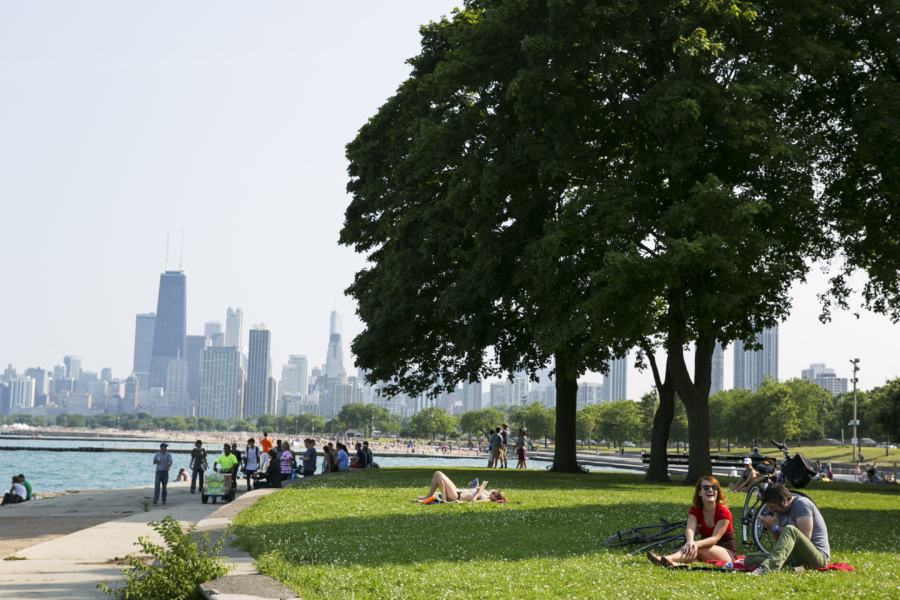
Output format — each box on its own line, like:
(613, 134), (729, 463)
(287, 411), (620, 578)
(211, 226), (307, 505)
(745, 483), (830, 575)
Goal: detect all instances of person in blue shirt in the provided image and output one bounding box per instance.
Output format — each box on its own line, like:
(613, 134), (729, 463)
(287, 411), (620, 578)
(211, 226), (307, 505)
(336, 443), (350, 471)
(152, 443), (173, 505)
(301, 438), (317, 477)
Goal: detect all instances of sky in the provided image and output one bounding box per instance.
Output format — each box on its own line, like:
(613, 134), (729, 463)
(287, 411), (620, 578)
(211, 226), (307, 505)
(1, 2), (896, 399)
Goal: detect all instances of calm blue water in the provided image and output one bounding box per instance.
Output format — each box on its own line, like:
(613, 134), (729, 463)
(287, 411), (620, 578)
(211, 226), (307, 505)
(0, 439), (631, 493)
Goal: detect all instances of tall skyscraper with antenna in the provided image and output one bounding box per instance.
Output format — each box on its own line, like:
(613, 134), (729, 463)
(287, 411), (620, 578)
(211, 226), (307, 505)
(149, 270), (187, 389)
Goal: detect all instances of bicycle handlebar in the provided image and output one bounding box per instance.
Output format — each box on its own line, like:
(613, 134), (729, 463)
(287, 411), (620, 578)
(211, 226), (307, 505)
(771, 440), (789, 454)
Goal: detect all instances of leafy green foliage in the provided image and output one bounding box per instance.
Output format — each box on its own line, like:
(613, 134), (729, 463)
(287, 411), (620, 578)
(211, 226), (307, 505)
(97, 516), (232, 600)
(458, 407), (505, 437)
(407, 407), (458, 439)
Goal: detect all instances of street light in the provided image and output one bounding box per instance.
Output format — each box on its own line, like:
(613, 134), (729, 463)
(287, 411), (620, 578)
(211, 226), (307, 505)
(522, 393), (527, 431)
(850, 359), (860, 462)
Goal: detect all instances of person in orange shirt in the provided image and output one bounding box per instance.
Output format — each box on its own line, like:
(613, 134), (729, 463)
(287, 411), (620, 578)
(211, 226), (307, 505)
(260, 432), (273, 454)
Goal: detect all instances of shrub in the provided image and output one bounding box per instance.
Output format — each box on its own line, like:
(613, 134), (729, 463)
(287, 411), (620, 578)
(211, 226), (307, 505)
(98, 516), (233, 600)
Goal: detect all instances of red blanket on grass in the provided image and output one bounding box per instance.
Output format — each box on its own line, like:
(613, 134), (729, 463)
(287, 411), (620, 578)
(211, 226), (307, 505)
(706, 557), (855, 572)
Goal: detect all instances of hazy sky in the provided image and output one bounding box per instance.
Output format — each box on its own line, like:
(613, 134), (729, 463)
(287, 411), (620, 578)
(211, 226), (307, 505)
(2, 2), (896, 399)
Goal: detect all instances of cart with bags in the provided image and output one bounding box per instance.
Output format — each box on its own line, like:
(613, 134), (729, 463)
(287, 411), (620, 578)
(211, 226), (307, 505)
(201, 472), (235, 504)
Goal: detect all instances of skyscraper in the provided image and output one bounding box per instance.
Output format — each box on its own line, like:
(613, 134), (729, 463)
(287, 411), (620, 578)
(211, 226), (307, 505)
(64, 355), (82, 381)
(801, 363), (848, 395)
(198, 347), (242, 419)
(184, 335), (210, 403)
(149, 271), (187, 389)
(325, 334), (344, 378)
(733, 324), (779, 391)
(289, 355), (308, 399)
(279, 364), (302, 398)
(53, 365), (67, 380)
(123, 374), (140, 414)
(226, 307), (243, 349)
(330, 310), (343, 336)
(460, 378), (482, 412)
(23, 368), (49, 396)
(9, 377), (35, 410)
(710, 342), (725, 395)
(100, 368), (113, 382)
(166, 352), (190, 415)
(602, 355), (628, 401)
(133, 313), (156, 391)
(204, 321), (222, 338)
(246, 325), (273, 416)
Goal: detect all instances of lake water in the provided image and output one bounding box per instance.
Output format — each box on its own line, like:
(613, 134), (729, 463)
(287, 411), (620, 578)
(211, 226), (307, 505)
(0, 437), (632, 493)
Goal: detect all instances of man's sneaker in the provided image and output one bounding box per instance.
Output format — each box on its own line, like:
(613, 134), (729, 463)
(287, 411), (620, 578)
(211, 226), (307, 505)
(162, 501), (166, 505)
(750, 566), (769, 576)
(190, 489), (195, 494)
(152, 500), (157, 504)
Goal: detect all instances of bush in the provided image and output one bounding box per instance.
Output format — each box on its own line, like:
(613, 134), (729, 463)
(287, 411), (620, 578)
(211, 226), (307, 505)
(98, 516), (233, 600)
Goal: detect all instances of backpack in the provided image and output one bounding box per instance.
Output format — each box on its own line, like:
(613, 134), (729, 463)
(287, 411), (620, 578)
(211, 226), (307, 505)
(755, 459), (776, 475)
(782, 454), (817, 489)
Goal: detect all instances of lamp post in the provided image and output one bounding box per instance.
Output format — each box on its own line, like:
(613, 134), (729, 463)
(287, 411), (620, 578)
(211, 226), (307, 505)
(331, 407), (335, 439)
(850, 359), (860, 462)
(839, 392), (844, 447)
(522, 393), (527, 431)
(371, 405), (375, 439)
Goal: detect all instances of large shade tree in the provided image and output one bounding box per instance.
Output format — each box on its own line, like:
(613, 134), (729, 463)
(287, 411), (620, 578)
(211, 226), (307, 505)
(342, 0), (884, 479)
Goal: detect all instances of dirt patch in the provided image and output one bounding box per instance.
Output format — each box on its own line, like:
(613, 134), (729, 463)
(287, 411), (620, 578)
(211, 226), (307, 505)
(79, 555), (155, 566)
(0, 516), (113, 557)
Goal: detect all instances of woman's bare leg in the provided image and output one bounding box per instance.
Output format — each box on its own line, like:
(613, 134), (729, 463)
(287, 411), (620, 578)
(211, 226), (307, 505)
(696, 545), (733, 563)
(417, 471), (454, 500)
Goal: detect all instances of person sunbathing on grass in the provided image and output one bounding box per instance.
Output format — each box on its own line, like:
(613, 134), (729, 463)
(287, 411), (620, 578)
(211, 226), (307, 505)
(415, 471), (506, 503)
(647, 476), (737, 567)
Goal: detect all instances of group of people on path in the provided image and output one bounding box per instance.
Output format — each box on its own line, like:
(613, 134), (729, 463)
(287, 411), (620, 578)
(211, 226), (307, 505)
(151, 432), (380, 504)
(486, 423), (528, 469)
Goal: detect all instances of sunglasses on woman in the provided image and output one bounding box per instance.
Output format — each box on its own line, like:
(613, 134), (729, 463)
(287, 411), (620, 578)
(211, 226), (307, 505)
(700, 484), (718, 491)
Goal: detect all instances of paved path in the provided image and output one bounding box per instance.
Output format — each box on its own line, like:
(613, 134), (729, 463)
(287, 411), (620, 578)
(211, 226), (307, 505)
(0, 481), (229, 599)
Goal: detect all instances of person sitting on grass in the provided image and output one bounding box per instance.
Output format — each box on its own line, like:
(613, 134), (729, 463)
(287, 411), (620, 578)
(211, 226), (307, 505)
(743, 483), (830, 575)
(415, 471), (506, 503)
(349, 442), (367, 469)
(865, 467), (887, 484)
(648, 476), (737, 567)
(728, 458), (758, 493)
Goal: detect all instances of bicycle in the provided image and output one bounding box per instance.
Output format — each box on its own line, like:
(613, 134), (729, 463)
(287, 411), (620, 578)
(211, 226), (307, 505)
(603, 518), (688, 556)
(740, 440), (815, 554)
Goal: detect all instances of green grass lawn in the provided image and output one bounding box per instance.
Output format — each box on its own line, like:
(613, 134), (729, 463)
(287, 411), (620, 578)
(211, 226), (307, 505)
(232, 468), (900, 599)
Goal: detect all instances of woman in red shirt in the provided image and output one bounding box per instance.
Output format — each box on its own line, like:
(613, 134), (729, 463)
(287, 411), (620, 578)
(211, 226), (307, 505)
(648, 476), (737, 566)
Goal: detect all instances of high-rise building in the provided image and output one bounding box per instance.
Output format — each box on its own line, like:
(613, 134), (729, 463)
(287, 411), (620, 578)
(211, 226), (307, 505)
(710, 342), (725, 395)
(88, 379), (108, 401)
(330, 310), (343, 336)
(226, 307), (243, 349)
(24, 368), (49, 396)
(133, 313), (156, 390)
(64, 356), (82, 381)
(79, 370), (98, 393)
(100, 368), (113, 382)
(184, 335), (210, 403)
(489, 383), (506, 407)
(460, 378), (482, 412)
(280, 364), (303, 398)
(149, 270), (187, 390)
(602, 355), (628, 401)
(733, 324), (779, 392)
(801, 363), (848, 396)
(53, 365), (67, 380)
(10, 377), (35, 410)
(289, 355), (308, 398)
(325, 334), (344, 378)
(504, 374), (529, 408)
(577, 381), (604, 410)
(1, 365), (15, 383)
(0, 382), (10, 415)
(246, 325), (273, 416)
(198, 346), (242, 420)
(123, 374), (140, 413)
(204, 321), (222, 338)
(166, 352), (190, 414)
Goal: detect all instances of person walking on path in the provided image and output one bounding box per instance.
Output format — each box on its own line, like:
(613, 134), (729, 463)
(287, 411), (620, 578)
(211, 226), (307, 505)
(260, 433), (273, 454)
(152, 442), (173, 505)
(243, 438), (261, 491)
(190, 439), (207, 494)
(500, 423), (510, 468)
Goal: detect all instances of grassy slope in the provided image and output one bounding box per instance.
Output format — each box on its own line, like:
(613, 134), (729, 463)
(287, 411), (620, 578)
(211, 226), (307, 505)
(232, 468), (899, 600)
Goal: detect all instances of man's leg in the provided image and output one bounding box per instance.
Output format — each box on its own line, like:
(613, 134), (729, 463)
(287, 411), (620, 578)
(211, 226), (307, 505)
(245, 469), (255, 491)
(160, 471), (169, 503)
(154, 471), (162, 502)
(752, 526), (827, 572)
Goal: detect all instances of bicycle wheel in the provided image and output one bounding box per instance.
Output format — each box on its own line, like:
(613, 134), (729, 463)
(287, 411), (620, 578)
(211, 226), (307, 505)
(630, 533), (687, 557)
(603, 522), (677, 547)
(752, 504), (778, 554)
(741, 485), (765, 546)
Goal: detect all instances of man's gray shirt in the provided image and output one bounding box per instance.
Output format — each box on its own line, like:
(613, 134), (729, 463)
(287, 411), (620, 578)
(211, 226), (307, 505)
(490, 432), (503, 448)
(154, 451), (173, 472)
(778, 495), (830, 560)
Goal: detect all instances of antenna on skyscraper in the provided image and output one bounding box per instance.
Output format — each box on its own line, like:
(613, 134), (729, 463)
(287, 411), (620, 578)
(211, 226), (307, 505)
(180, 228), (184, 271)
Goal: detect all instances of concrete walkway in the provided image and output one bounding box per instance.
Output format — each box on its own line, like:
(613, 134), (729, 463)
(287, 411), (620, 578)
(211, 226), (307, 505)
(0, 481), (234, 599)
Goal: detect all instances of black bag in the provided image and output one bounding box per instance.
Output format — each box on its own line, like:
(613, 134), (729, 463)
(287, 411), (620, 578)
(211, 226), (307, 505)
(756, 459), (776, 475)
(782, 454), (817, 489)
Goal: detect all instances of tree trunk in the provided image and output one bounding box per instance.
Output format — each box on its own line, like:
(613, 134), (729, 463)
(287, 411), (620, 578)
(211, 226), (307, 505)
(551, 352), (581, 473)
(671, 331), (718, 485)
(644, 349), (675, 483)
